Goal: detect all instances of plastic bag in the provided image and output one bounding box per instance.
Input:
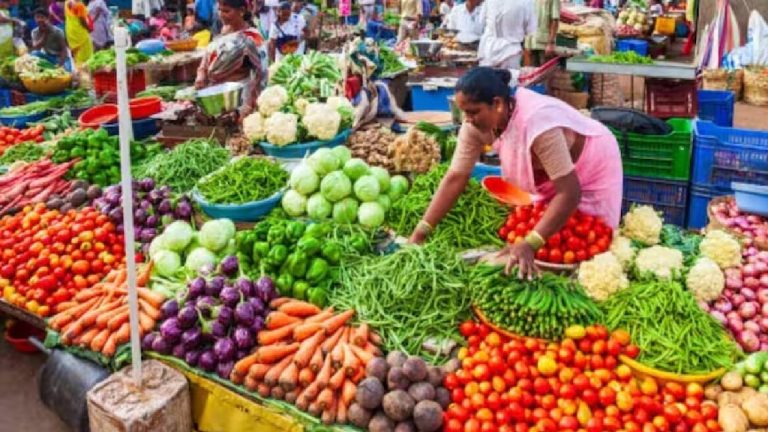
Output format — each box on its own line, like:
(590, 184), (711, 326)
(748, 10), (768, 66)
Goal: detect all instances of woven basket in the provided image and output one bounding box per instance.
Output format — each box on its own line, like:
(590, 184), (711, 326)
(21, 73), (72, 95)
(702, 69), (743, 100)
(744, 67), (768, 106)
(706, 195), (731, 232)
(166, 39), (198, 52)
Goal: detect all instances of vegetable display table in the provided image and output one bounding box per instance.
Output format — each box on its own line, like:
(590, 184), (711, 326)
(0, 299), (47, 330)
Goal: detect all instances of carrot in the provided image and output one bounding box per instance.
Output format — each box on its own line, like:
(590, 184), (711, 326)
(341, 380), (356, 407)
(102, 333), (117, 357)
(294, 330), (325, 368)
(257, 322), (301, 346)
(321, 399), (337, 425)
(50, 297), (99, 330)
(292, 322), (321, 342)
(349, 343), (374, 365)
(298, 367), (315, 387)
(336, 399), (348, 424)
(278, 300), (321, 318)
(369, 331), (383, 346)
(83, 299), (124, 326)
(308, 401), (321, 417)
(90, 328), (110, 352)
(112, 322), (131, 345)
(352, 323), (369, 347)
(231, 372), (244, 385)
(234, 352), (261, 376)
(297, 381), (321, 410)
(342, 344), (361, 377)
(330, 335), (346, 369)
(316, 388), (335, 411)
(351, 366), (365, 383)
(309, 345), (324, 373)
(137, 287), (165, 309)
(136, 262), (153, 287)
(285, 390), (299, 404)
(304, 307), (335, 324)
(73, 287), (103, 302)
(271, 386), (286, 400)
(54, 301), (78, 313)
(95, 304), (128, 329)
(248, 363), (272, 381)
(243, 376), (259, 391)
(107, 308), (130, 331)
(257, 384), (271, 398)
(265, 311), (301, 330)
(278, 362), (299, 391)
(329, 367), (346, 390)
(363, 342), (383, 357)
(269, 297), (292, 308)
(138, 311), (155, 333)
(315, 354), (333, 389)
(322, 310), (355, 335)
(321, 327), (344, 355)
(138, 298), (161, 320)
(253, 342), (300, 364)
(264, 355), (294, 387)
(78, 327), (100, 347)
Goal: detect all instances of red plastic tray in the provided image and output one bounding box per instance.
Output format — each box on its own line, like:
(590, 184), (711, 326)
(79, 104), (118, 129)
(4, 320), (44, 354)
(481, 176), (531, 207)
(129, 96), (162, 119)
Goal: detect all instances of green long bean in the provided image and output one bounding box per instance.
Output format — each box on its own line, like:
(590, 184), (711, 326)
(197, 157), (288, 204)
(132, 139), (230, 193)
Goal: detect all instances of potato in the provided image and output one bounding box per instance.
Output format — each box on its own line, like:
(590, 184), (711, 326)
(382, 390), (415, 422)
(413, 400), (443, 432)
(387, 351), (408, 368)
(435, 387), (451, 409)
(705, 384), (723, 401)
(426, 366), (444, 388)
(388, 367), (410, 391)
(720, 390), (755, 407)
(394, 421), (416, 432)
(719, 404), (749, 432)
(408, 382), (436, 402)
(369, 412), (395, 432)
(722, 372), (745, 391)
(743, 393), (768, 426)
(443, 358), (460, 374)
(402, 356), (428, 382)
(357, 377), (386, 410)
(348, 403), (373, 428)
(367, 357), (390, 382)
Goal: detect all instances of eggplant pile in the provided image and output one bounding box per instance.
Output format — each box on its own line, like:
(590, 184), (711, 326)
(144, 266), (278, 379)
(93, 178), (193, 252)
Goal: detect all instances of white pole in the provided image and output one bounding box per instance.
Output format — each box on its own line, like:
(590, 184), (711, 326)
(114, 25), (142, 385)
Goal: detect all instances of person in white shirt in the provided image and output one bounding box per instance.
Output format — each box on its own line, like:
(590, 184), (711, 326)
(478, 0), (537, 69)
(439, 0), (453, 20)
(268, 1), (307, 62)
(443, 0), (483, 44)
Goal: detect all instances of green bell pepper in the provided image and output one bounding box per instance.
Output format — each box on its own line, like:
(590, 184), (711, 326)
(266, 244), (289, 267)
(252, 241), (270, 263)
(308, 286), (328, 307)
(275, 273), (294, 296)
(253, 221), (272, 241)
(236, 231), (257, 256)
(287, 250), (308, 278)
(297, 237), (322, 257)
(292, 280), (310, 301)
(267, 224), (287, 245)
(286, 221), (306, 242)
(321, 241), (343, 265)
(305, 258), (329, 284)
(304, 223), (329, 239)
(349, 234), (369, 254)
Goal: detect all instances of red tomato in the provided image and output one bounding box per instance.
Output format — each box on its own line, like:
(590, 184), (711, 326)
(535, 248), (549, 261)
(563, 250), (576, 264)
(548, 248), (563, 264)
(445, 418), (463, 432)
(663, 405), (683, 424)
(460, 321), (477, 337)
(546, 233), (561, 248)
(445, 374), (460, 390)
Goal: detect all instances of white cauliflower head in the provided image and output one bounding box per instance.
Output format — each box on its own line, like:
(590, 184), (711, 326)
(622, 205), (663, 246)
(699, 230), (742, 269)
(325, 96), (353, 112)
(609, 236), (636, 270)
(302, 103), (341, 141)
(257, 85), (289, 117)
(265, 112), (298, 146)
(294, 98), (311, 116)
(242, 112), (267, 142)
(686, 257), (725, 303)
(578, 252), (629, 301)
(635, 245), (684, 280)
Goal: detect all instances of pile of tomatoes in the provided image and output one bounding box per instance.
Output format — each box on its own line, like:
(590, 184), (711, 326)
(498, 203), (613, 265)
(0, 204), (125, 317)
(442, 322), (719, 432)
(0, 125), (45, 153)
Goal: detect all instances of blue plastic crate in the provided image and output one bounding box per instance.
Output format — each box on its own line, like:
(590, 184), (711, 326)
(617, 39), (649, 56)
(24, 91), (71, 103)
(691, 120), (768, 190)
(529, 83), (547, 95)
(733, 182), (768, 217)
(687, 184), (732, 229)
(0, 89), (11, 108)
(697, 90), (734, 127)
(471, 163), (502, 181)
(410, 85), (454, 111)
(621, 175), (688, 227)
(103, 117), (160, 140)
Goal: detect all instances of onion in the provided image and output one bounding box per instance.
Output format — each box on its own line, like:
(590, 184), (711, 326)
(725, 278), (743, 290)
(762, 302), (768, 316)
(760, 342), (768, 352)
(756, 261), (768, 275)
(745, 277), (761, 290)
(714, 298), (733, 313)
(738, 330), (761, 353)
(743, 264), (758, 277)
(742, 288), (757, 301)
(760, 317), (768, 332)
(698, 300), (710, 312)
(710, 310), (728, 326)
(758, 251), (768, 261)
(727, 310), (740, 321)
(732, 294), (746, 307)
(760, 274), (768, 289)
(744, 320), (761, 334)
(723, 289), (734, 299)
(758, 289), (768, 304)
(725, 268), (742, 279)
(728, 316), (745, 332)
(739, 301), (759, 319)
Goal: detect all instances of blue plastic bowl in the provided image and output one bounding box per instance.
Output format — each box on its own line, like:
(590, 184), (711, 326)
(103, 117), (160, 140)
(193, 189), (285, 222)
(0, 110), (48, 128)
(259, 129), (351, 159)
(471, 162), (502, 181)
(733, 182), (768, 217)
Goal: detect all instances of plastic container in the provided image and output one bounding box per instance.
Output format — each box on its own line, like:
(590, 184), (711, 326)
(617, 39), (649, 56)
(259, 129), (351, 159)
(732, 182), (768, 217)
(687, 184), (730, 229)
(645, 78), (697, 119)
(471, 162), (502, 181)
(23, 91), (70, 103)
(529, 83), (547, 95)
(482, 176), (532, 206)
(129, 96), (162, 119)
(78, 104), (118, 128)
(654, 16), (677, 36)
(93, 69), (146, 103)
(4, 320), (45, 353)
(193, 189), (284, 222)
(103, 117), (160, 140)
(410, 85), (454, 111)
(0, 89), (11, 108)
(691, 120), (768, 190)
(611, 118), (693, 181)
(0, 110), (48, 128)
(622, 175), (688, 227)
(697, 90), (734, 127)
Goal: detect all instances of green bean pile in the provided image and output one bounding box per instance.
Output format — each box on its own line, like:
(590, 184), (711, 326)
(388, 164), (507, 250)
(197, 157), (288, 204)
(601, 280), (740, 374)
(133, 139), (230, 193)
(330, 243), (471, 362)
(0, 142), (47, 165)
(472, 266), (602, 340)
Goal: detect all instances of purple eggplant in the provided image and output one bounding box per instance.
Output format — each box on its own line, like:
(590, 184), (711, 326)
(139, 178), (155, 192)
(206, 276), (225, 297)
(177, 306), (198, 329)
(142, 332), (157, 350)
(115, 223), (124, 233)
(172, 343), (187, 359)
(151, 335), (171, 354)
(233, 277), (252, 297)
(159, 185), (172, 197)
(145, 214), (159, 227)
(140, 200), (152, 211)
(219, 286), (240, 308)
(139, 228), (157, 243)
(236, 349), (250, 360)
(158, 198), (173, 215)
(255, 276), (277, 303)
(161, 299), (179, 320)
(212, 321), (228, 338)
(234, 302), (255, 326)
(188, 277), (206, 299)
(104, 190), (121, 206)
(175, 200), (193, 220)
(197, 296), (217, 317)
(216, 360), (234, 379)
(185, 350), (201, 367)
(219, 256), (239, 277)
(181, 327), (202, 350)
(160, 318), (183, 343)
(250, 315), (265, 334)
(147, 189), (162, 204)
(247, 297), (265, 316)
(134, 208), (148, 225)
(198, 350), (217, 372)
(214, 338), (236, 362)
(233, 326), (253, 350)
(215, 305), (234, 326)
(108, 207), (123, 223)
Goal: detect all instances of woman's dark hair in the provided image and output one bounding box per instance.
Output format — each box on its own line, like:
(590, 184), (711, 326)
(221, 0), (252, 22)
(278, 1), (292, 10)
(34, 7), (49, 19)
(455, 67), (512, 105)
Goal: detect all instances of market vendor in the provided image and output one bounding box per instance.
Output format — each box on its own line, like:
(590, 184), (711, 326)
(478, 0), (536, 69)
(194, 0), (268, 117)
(443, 0), (484, 45)
(409, 67), (623, 278)
(268, 1), (307, 62)
(397, 0), (422, 42)
(31, 8), (72, 71)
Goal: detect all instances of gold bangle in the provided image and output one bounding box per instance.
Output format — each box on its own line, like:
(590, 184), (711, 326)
(417, 220), (434, 234)
(525, 230), (545, 251)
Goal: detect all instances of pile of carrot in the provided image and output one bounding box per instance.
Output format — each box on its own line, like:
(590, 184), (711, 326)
(231, 298), (382, 425)
(48, 264), (165, 357)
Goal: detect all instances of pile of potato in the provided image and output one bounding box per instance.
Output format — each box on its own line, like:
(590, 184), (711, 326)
(706, 371), (768, 432)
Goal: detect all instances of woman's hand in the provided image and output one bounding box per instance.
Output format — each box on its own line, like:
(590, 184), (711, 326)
(408, 229), (428, 245)
(194, 79), (205, 90)
(503, 241), (539, 280)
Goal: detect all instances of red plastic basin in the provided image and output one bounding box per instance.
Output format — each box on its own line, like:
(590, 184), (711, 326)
(79, 104), (118, 129)
(129, 96), (162, 119)
(4, 320), (44, 354)
(482, 176), (531, 207)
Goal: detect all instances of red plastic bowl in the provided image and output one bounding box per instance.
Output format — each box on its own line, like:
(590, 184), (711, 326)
(482, 176), (532, 207)
(4, 320), (44, 354)
(79, 104), (118, 129)
(129, 96), (162, 119)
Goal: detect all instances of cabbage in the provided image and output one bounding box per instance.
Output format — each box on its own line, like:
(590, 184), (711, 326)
(376, 194), (391, 212)
(353, 175), (380, 202)
(307, 193), (332, 219)
(221, 238), (237, 257)
(282, 189), (308, 216)
(185, 232), (201, 256)
(307, 148), (339, 176)
(290, 164), (320, 195)
(358, 202), (385, 228)
(148, 235), (167, 259)
(389, 175), (409, 201)
(162, 220), (194, 252)
(199, 219), (235, 252)
(343, 158), (369, 181)
(332, 198), (359, 223)
(331, 146), (351, 166)
(185, 247), (218, 272)
(320, 170), (352, 203)
(154, 250), (181, 277)
(369, 166), (391, 192)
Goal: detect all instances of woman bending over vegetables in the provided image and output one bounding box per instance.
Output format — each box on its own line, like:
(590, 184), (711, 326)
(410, 67), (623, 279)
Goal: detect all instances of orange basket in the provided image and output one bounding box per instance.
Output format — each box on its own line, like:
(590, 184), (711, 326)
(166, 39), (198, 52)
(481, 176), (531, 207)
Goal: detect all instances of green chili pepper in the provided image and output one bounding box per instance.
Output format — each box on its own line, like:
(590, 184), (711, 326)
(252, 241), (270, 263)
(348, 234), (369, 254)
(253, 221), (272, 241)
(304, 223), (329, 239)
(287, 251), (309, 278)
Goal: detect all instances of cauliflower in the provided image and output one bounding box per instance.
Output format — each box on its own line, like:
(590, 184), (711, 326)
(302, 103), (341, 141)
(699, 229), (742, 269)
(610, 236), (636, 270)
(265, 112), (298, 146)
(686, 257), (725, 302)
(621, 205), (663, 246)
(294, 97), (310, 116)
(578, 252), (629, 301)
(257, 85), (289, 117)
(635, 246), (684, 280)
(242, 112), (266, 142)
(325, 96), (353, 112)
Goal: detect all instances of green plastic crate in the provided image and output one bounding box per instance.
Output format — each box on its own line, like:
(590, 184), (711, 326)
(611, 118), (693, 181)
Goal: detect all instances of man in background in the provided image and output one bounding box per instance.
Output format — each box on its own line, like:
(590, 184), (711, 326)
(30, 8), (70, 70)
(398, 0), (422, 41)
(525, 0), (559, 66)
(478, 0), (536, 69)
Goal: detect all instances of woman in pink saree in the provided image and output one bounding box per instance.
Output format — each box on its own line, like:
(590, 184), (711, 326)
(409, 67), (623, 279)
